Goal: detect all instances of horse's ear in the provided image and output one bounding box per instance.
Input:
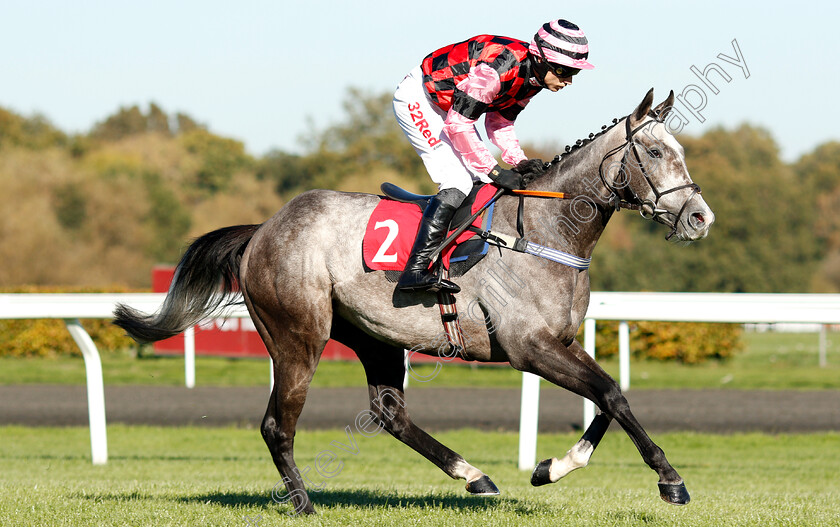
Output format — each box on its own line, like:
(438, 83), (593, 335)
(631, 88), (655, 125)
(653, 90), (676, 119)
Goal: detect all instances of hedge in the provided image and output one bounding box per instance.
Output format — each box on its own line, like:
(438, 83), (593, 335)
(582, 321), (743, 364)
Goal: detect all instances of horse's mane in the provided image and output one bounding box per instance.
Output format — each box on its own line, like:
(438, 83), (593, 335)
(542, 114), (627, 172)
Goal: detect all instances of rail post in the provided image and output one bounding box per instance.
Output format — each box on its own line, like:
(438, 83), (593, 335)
(184, 326), (196, 388)
(583, 318), (597, 429)
(64, 319), (108, 465)
(518, 372), (541, 470)
(619, 321), (631, 391)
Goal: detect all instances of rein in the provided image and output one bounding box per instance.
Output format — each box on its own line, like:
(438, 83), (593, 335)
(597, 116), (701, 240)
(512, 188), (571, 237)
(511, 189), (570, 199)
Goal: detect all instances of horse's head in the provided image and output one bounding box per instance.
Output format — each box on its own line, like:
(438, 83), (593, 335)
(601, 89), (715, 242)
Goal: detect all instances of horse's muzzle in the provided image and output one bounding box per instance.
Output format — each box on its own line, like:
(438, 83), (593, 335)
(679, 200), (715, 241)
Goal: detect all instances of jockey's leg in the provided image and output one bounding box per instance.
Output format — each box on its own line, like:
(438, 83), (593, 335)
(396, 188), (465, 293)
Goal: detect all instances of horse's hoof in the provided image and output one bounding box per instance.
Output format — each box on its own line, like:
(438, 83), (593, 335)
(465, 475), (499, 496)
(658, 482), (690, 505)
(531, 458), (553, 486)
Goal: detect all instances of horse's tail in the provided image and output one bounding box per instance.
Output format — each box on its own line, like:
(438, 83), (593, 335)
(113, 224), (261, 343)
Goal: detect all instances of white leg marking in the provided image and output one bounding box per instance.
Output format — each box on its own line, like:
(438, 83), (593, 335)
(452, 459), (484, 482)
(549, 439), (594, 482)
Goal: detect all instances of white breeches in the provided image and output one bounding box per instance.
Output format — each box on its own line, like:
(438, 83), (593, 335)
(392, 66), (492, 196)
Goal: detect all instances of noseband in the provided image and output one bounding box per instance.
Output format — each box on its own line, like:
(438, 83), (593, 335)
(598, 116), (701, 240)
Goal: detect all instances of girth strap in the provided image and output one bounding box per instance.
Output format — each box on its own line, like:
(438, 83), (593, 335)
(436, 269), (467, 357)
(521, 241), (591, 270)
(471, 228), (592, 271)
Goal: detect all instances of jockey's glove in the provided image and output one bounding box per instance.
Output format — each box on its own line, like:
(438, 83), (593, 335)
(488, 165), (524, 190)
(512, 158), (546, 187)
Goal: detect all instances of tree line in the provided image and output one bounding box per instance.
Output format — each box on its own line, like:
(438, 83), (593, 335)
(1, 89), (838, 292)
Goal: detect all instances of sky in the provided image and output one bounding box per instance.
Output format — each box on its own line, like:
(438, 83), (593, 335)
(1, 1), (837, 162)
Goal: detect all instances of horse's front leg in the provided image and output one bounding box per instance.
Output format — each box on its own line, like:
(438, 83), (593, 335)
(516, 334), (690, 505)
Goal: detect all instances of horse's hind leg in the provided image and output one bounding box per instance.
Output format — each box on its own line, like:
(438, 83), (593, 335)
(531, 413), (612, 486)
(520, 334), (689, 505)
(338, 324), (499, 495)
(243, 290), (331, 515)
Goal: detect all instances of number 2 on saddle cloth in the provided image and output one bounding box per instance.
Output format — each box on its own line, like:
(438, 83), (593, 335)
(362, 183), (499, 278)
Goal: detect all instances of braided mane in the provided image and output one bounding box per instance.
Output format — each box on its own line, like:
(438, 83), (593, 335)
(544, 115), (627, 170)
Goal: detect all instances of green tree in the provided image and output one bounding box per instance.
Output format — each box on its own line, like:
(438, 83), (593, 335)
(146, 102), (171, 135)
(90, 105), (148, 141)
(90, 103), (197, 142)
(142, 172), (192, 262)
(794, 141), (840, 291)
(795, 141), (840, 194)
(312, 88), (421, 172)
(53, 183), (87, 230)
(794, 141), (840, 249)
(0, 107), (66, 149)
(294, 88), (427, 191)
(175, 112), (202, 134)
(256, 150), (313, 194)
(180, 129), (253, 192)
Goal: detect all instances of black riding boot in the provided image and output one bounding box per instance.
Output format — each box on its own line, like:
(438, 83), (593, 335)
(397, 194), (461, 294)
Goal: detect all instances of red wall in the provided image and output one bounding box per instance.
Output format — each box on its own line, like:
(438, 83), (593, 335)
(151, 266), (357, 360)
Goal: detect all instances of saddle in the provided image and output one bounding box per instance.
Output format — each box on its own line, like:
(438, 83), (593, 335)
(362, 182), (499, 279)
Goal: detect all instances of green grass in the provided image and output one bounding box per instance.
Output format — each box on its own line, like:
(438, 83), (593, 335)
(1, 331), (838, 390)
(0, 349), (282, 387)
(601, 331), (840, 390)
(0, 425), (837, 526)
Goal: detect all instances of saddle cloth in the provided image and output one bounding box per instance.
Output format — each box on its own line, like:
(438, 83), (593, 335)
(362, 183), (498, 275)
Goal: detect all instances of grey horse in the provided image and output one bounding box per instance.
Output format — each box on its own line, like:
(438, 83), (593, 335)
(114, 89), (714, 515)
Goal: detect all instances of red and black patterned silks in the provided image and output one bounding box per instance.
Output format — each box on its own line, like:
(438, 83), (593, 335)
(421, 35), (542, 121)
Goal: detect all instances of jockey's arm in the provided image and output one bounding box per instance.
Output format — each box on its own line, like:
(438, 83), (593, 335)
(442, 63), (503, 175)
(484, 102), (532, 167)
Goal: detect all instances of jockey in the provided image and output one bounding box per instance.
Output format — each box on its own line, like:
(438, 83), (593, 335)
(393, 19), (594, 294)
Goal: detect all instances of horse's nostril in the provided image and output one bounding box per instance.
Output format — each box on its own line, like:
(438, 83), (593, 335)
(692, 213), (705, 225)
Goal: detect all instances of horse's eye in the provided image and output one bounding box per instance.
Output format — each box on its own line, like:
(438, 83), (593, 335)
(649, 148), (662, 158)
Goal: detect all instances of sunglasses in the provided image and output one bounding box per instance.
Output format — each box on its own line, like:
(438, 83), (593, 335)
(535, 40), (581, 78)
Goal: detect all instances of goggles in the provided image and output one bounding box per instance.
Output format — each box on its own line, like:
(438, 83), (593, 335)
(535, 39), (581, 78)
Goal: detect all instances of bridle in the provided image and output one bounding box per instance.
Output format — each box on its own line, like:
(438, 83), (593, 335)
(598, 115), (701, 240)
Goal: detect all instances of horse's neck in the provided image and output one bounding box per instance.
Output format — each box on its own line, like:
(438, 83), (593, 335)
(515, 132), (623, 259)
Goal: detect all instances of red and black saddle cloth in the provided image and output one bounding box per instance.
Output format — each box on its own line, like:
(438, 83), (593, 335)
(362, 182), (499, 279)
